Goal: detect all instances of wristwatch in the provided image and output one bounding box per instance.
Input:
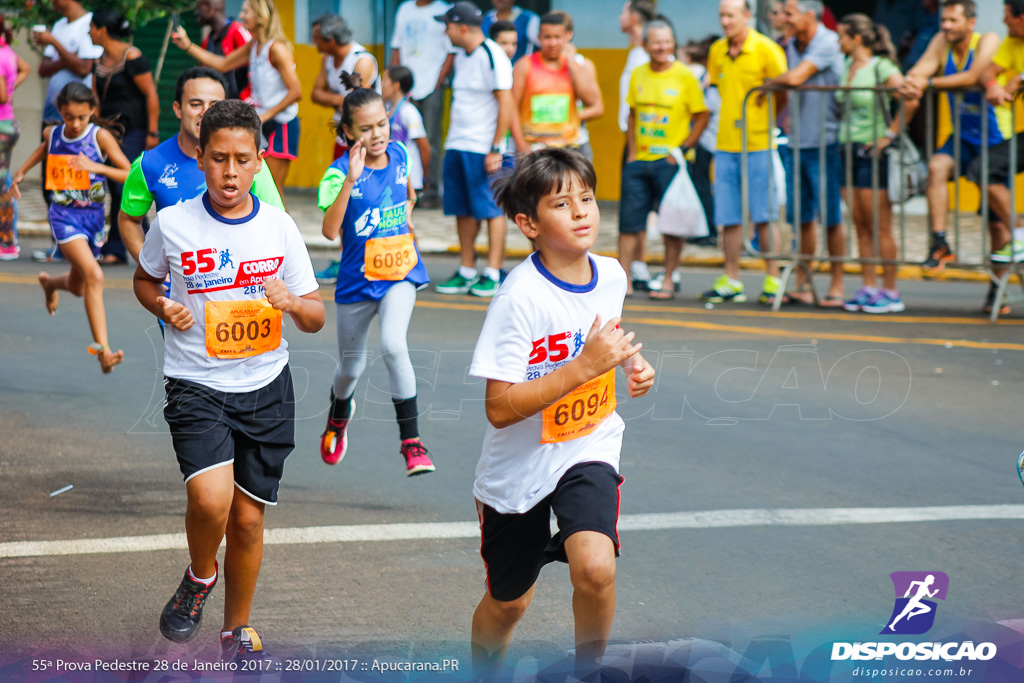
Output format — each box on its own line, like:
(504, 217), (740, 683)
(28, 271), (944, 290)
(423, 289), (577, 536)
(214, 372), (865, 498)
(489, 145), (502, 155)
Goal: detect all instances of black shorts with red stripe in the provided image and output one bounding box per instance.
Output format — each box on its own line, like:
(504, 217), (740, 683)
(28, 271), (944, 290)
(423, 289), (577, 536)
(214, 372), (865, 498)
(476, 461), (623, 602)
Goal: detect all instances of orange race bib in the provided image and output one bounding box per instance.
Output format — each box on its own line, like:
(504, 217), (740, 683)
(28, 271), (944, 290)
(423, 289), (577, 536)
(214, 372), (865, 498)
(540, 370), (616, 444)
(364, 233), (418, 281)
(45, 154), (90, 191)
(204, 299), (282, 359)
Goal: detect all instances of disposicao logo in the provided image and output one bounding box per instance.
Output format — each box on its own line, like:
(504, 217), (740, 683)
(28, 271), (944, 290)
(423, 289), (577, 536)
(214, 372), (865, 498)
(882, 571), (948, 635)
(830, 572), (997, 663)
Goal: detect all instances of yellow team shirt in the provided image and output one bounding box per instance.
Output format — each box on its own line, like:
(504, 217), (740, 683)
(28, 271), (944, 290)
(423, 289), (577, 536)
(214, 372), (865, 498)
(993, 35), (1024, 132)
(627, 61), (707, 161)
(708, 29), (787, 153)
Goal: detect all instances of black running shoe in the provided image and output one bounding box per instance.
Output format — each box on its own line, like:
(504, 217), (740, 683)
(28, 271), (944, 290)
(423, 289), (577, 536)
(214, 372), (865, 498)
(221, 625), (272, 663)
(159, 564), (217, 643)
(922, 241), (954, 274)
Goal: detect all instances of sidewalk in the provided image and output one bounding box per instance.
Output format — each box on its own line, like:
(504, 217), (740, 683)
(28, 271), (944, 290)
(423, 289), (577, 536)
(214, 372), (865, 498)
(14, 185), (999, 282)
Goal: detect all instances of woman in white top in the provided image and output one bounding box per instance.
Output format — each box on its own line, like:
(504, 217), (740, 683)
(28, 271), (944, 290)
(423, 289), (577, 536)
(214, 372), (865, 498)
(172, 0), (302, 189)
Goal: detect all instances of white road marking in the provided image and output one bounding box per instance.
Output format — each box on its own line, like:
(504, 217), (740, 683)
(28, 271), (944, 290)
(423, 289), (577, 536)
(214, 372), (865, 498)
(4, 504), (1024, 559)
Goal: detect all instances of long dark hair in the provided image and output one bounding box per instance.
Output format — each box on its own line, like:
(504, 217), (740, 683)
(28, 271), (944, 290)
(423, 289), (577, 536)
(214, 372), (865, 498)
(332, 72), (386, 146)
(0, 15), (13, 46)
(56, 82), (124, 142)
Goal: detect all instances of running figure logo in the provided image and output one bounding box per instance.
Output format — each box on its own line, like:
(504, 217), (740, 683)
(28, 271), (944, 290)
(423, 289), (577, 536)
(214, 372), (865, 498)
(219, 249), (235, 270)
(881, 571), (949, 635)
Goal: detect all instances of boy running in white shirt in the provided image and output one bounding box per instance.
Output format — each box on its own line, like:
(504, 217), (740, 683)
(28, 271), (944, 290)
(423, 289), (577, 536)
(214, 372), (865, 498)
(133, 99), (325, 660)
(469, 147), (655, 676)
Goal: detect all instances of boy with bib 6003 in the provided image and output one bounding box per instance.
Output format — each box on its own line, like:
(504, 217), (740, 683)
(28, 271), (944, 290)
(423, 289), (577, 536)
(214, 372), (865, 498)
(469, 147), (655, 676)
(133, 99), (325, 661)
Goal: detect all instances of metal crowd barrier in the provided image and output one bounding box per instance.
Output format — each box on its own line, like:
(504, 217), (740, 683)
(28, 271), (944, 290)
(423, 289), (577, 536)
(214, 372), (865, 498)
(738, 83), (1024, 321)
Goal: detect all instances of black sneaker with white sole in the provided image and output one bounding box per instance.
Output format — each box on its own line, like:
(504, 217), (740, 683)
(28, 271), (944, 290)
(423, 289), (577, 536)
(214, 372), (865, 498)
(159, 564), (217, 643)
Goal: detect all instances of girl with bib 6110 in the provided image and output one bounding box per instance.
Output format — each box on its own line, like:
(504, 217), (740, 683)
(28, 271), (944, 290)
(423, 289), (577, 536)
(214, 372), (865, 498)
(317, 80), (435, 477)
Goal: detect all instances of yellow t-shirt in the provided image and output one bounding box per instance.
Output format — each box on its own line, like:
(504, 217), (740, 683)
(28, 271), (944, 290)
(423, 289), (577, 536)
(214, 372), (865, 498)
(627, 61), (707, 161)
(993, 35), (1024, 132)
(707, 30), (787, 153)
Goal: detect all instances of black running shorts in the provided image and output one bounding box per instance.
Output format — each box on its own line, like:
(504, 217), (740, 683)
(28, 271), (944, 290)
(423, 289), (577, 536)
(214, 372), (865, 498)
(163, 365), (295, 505)
(476, 461), (623, 602)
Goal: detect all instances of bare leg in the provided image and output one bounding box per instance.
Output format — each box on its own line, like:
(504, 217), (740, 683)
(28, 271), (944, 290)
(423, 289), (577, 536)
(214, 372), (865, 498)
(852, 189), (878, 290)
(263, 156), (291, 194)
(754, 222), (780, 277)
(184, 465), (234, 579)
(722, 224), (743, 280)
(49, 238), (123, 371)
(456, 216), (479, 269)
(826, 225), (845, 298)
(565, 530), (617, 673)
(926, 154), (954, 236)
(486, 216), (506, 271)
(222, 489), (266, 631)
(655, 235), (684, 297)
(471, 587), (534, 676)
(618, 233), (644, 293)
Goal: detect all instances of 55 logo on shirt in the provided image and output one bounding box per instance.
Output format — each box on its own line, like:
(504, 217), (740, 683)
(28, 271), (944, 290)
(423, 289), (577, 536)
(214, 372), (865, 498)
(526, 329), (586, 379)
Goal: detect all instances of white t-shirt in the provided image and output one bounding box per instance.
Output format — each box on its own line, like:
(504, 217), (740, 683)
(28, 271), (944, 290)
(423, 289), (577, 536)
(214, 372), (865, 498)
(470, 252), (628, 514)
(392, 99), (427, 189)
(446, 38), (513, 154)
(390, 0), (453, 100)
(43, 13), (104, 117)
(139, 193), (319, 393)
(325, 42), (381, 143)
(618, 45), (650, 133)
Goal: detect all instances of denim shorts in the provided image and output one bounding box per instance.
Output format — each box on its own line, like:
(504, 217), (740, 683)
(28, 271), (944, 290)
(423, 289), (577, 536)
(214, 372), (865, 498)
(840, 144), (890, 190)
(714, 150), (776, 227)
(781, 143), (842, 226)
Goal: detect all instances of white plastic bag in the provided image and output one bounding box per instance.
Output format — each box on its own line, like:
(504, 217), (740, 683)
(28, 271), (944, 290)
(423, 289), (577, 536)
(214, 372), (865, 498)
(657, 148), (708, 238)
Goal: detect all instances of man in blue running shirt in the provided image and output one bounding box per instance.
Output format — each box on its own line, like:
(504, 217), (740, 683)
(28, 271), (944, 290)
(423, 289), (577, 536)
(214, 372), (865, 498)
(118, 66), (284, 263)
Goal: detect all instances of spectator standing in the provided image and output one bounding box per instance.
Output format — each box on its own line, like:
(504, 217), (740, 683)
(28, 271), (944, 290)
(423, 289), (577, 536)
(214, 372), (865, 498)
(510, 13), (602, 154)
(196, 0), (252, 98)
(966, 0), (1024, 315)
(383, 65), (431, 197)
(701, 0), (788, 306)
(312, 14), (380, 160)
(836, 14), (907, 313)
(617, 0), (656, 291)
(771, 0), (846, 307)
(89, 9), (160, 265)
(433, 2), (513, 298)
(173, 0), (303, 190)
(481, 0), (539, 64)
(899, 0), (1006, 277)
(679, 36), (720, 249)
(546, 10), (602, 162)
(491, 20), (519, 61)
(622, 20), (708, 300)
(35, 0), (104, 124)
(390, 0), (454, 209)
(0, 16), (30, 260)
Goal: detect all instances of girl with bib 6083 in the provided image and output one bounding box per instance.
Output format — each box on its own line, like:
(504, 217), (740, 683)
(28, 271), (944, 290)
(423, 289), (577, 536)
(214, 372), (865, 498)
(317, 81), (435, 477)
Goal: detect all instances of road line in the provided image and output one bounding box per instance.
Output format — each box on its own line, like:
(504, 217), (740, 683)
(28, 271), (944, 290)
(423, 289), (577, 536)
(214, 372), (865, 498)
(4, 504), (1023, 559)
(624, 316), (1024, 352)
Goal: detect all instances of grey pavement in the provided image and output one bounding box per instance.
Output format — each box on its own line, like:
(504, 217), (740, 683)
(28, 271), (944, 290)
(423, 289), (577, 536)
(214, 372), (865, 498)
(2, 249), (1024, 681)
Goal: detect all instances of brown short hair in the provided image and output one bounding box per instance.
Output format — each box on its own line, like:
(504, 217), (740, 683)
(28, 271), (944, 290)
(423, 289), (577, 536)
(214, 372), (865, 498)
(493, 148), (597, 222)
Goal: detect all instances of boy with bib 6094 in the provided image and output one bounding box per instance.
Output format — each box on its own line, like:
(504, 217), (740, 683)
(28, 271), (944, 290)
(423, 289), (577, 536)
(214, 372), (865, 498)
(133, 99), (324, 661)
(468, 147), (655, 677)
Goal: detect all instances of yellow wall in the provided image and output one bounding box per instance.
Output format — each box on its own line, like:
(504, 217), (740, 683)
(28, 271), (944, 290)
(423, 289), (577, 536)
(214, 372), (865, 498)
(584, 48), (629, 201)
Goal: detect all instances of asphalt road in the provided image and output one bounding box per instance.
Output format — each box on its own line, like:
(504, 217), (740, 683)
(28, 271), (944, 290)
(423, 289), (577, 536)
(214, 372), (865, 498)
(2, 245), (1024, 682)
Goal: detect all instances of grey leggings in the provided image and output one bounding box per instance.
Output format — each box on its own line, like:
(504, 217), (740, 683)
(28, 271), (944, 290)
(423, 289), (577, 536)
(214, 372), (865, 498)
(333, 281), (418, 400)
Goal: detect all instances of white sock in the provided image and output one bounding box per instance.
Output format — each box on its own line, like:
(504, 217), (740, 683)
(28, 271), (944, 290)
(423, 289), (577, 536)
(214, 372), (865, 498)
(188, 565), (216, 586)
(483, 267), (501, 281)
(459, 265), (478, 280)
(221, 630), (234, 641)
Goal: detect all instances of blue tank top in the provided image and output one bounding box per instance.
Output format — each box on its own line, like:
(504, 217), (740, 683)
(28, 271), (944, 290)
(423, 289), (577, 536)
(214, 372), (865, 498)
(328, 140), (429, 304)
(48, 123), (106, 207)
(140, 136), (208, 211)
(944, 35), (1011, 147)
